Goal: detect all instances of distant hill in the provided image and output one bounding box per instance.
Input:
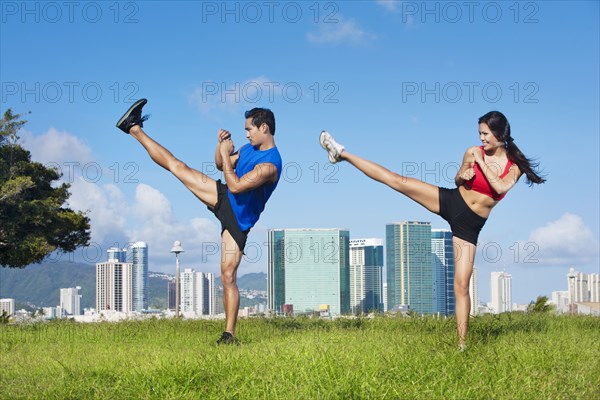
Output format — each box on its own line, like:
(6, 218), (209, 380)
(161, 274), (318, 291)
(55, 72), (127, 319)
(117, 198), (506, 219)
(0, 263), (266, 311)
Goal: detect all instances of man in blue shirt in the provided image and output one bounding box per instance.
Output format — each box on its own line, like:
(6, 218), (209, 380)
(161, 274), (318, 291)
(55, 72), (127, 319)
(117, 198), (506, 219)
(117, 100), (282, 344)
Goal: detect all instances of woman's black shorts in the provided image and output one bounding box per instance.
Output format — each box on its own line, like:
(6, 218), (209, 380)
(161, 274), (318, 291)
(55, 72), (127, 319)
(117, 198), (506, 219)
(438, 187), (487, 245)
(207, 180), (249, 252)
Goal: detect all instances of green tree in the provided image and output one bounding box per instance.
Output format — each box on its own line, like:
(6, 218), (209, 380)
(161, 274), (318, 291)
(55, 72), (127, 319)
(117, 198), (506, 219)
(0, 310), (9, 324)
(528, 295), (553, 313)
(0, 109), (90, 268)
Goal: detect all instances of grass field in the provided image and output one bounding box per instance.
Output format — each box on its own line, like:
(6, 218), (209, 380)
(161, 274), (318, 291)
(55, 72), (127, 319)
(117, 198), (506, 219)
(1, 313), (599, 399)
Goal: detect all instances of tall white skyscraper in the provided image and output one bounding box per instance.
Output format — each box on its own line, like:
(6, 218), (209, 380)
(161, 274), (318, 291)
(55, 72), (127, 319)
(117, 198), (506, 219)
(96, 249), (133, 313)
(181, 268), (216, 316)
(60, 287), (82, 316)
(567, 268), (599, 303)
(131, 242), (148, 312)
(350, 238), (384, 314)
(490, 271), (512, 313)
(568, 268), (590, 303)
(469, 266), (479, 316)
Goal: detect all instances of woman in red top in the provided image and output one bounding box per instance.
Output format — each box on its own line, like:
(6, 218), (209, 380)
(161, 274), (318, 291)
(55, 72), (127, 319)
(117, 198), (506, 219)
(320, 111), (545, 350)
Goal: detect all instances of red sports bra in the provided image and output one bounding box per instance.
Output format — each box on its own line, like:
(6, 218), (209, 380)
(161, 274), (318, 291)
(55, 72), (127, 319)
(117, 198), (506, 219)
(465, 146), (514, 201)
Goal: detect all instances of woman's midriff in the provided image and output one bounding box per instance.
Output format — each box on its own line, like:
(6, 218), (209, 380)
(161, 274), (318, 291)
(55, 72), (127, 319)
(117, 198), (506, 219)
(458, 185), (497, 219)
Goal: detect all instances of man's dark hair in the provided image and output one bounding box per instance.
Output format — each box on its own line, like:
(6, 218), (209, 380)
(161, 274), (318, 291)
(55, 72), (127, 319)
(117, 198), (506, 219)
(245, 108), (275, 135)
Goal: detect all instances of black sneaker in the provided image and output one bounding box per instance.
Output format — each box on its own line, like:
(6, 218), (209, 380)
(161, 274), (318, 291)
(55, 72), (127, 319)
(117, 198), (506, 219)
(116, 98), (149, 133)
(216, 331), (239, 346)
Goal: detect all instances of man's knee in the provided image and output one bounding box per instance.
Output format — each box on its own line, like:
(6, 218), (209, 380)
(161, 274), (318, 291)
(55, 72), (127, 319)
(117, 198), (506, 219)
(170, 159), (190, 175)
(221, 268), (237, 287)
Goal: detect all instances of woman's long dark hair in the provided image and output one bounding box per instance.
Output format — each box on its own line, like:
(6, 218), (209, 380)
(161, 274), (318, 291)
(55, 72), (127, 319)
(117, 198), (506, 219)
(479, 111), (546, 185)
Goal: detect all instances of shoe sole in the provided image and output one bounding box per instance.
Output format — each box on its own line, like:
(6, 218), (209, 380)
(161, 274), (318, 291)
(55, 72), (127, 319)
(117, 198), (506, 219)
(116, 98), (147, 131)
(319, 130), (339, 163)
(319, 130), (329, 150)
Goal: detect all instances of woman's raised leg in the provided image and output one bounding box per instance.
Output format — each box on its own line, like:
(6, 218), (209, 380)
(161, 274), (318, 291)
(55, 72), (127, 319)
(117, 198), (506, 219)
(341, 150), (441, 214)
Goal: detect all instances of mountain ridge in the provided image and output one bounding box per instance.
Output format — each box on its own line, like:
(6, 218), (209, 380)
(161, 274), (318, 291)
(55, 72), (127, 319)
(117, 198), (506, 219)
(0, 263), (266, 310)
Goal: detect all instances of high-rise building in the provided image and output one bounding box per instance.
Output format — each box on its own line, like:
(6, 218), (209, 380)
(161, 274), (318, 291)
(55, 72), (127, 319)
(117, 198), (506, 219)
(181, 268), (200, 314)
(349, 238), (384, 314)
(203, 272), (217, 315)
(568, 268), (590, 303)
(131, 242), (148, 311)
(180, 268), (216, 316)
(386, 221), (434, 314)
(60, 287), (82, 316)
(267, 228), (350, 316)
(567, 268), (600, 304)
(96, 249), (133, 313)
(268, 229), (286, 314)
(0, 298), (15, 316)
(469, 266), (479, 316)
(490, 271), (512, 313)
(431, 229), (455, 315)
(107, 247), (127, 262)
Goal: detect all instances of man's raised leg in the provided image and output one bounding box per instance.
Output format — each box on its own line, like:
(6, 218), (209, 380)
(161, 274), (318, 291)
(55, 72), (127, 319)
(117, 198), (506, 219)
(129, 125), (218, 208)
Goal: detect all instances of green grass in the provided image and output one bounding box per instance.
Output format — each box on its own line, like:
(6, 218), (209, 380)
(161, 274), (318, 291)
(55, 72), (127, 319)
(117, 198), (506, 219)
(1, 313), (599, 399)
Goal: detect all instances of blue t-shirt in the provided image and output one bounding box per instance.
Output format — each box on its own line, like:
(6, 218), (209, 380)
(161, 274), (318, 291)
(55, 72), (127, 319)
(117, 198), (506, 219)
(227, 144), (282, 231)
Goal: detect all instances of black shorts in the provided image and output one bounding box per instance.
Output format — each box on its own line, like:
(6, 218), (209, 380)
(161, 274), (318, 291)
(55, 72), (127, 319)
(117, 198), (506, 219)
(207, 180), (249, 252)
(438, 187), (487, 245)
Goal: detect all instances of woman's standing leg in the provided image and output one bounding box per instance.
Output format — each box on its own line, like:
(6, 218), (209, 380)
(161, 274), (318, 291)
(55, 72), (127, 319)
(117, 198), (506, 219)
(453, 237), (477, 350)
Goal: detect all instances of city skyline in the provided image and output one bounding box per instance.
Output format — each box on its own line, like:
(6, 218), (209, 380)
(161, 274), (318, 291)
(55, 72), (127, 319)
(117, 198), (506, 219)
(0, 262), (595, 317)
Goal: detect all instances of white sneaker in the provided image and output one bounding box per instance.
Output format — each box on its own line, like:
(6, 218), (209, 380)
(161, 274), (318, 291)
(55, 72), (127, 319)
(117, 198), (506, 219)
(319, 130), (345, 163)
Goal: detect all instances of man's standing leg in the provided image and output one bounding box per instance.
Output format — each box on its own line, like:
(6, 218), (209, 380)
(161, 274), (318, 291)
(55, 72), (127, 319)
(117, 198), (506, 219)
(218, 229), (243, 344)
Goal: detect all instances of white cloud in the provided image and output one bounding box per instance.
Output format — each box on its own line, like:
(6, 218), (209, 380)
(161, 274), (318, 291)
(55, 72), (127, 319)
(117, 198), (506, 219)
(20, 127), (93, 166)
(375, 0), (415, 30)
(523, 213), (599, 266)
(307, 17), (376, 45)
(189, 76), (274, 117)
(68, 180), (128, 244)
(376, 0), (398, 12)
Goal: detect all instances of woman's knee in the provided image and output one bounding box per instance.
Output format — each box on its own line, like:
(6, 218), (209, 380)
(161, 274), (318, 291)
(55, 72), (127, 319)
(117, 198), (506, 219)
(454, 280), (470, 297)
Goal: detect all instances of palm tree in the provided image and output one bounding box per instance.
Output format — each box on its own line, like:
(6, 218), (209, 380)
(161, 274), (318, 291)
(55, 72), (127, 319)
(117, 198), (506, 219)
(528, 296), (552, 313)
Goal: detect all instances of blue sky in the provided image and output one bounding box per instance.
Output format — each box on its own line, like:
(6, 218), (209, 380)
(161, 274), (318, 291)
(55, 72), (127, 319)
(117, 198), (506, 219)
(1, 1), (598, 304)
